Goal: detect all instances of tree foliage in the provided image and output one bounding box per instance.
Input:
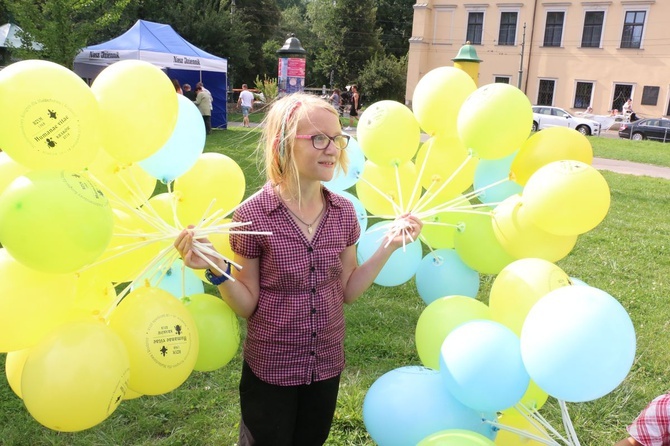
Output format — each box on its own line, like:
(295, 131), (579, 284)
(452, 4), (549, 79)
(357, 52), (408, 103)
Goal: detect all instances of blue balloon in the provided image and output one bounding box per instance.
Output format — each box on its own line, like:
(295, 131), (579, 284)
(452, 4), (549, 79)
(363, 366), (497, 446)
(332, 190), (368, 241)
(131, 258), (204, 299)
(569, 276), (589, 286)
(440, 320), (530, 412)
(357, 221), (422, 286)
(415, 249), (480, 304)
(138, 94), (206, 182)
(520, 286), (636, 402)
(473, 152), (523, 204)
(323, 133), (365, 191)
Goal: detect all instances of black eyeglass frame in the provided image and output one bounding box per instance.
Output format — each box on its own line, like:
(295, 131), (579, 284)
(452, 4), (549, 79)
(295, 134), (350, 150)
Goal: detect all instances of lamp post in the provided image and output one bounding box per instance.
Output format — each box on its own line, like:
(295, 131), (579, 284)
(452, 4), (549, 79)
(452, 41), (483, 86)
(276, 34), (307, 96)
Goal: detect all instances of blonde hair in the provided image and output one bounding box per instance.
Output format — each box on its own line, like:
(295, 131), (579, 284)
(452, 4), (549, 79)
(259, 93), (349, 200)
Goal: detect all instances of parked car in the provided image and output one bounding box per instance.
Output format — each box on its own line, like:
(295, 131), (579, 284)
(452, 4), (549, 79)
(532, 106), (601, 136)
(618, 117), (670, 142)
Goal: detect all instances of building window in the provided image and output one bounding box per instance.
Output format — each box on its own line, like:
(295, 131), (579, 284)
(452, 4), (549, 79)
(467, 12), (484, 44)
(495, 76), (511, 84)
(621, 11), (645, 48)
(543, 12), (564, 47)
(574, 82), (594, 109)
(612, 84), (633, 112)
(537, 79), (555, 106)
(641, 86), (660, 106)
(498, 12), (517, 45)
(581, 11), (604, 48)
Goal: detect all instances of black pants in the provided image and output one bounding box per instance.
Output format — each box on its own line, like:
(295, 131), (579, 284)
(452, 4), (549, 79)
(202, 115), (212, 134)
(238, 361), (341, 446)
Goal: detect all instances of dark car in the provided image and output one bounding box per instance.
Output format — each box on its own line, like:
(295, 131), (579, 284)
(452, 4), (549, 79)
(619, 118), (670, 142)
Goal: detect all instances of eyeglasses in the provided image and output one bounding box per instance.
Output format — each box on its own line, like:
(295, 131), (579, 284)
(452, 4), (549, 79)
(296, 134), (350, 150)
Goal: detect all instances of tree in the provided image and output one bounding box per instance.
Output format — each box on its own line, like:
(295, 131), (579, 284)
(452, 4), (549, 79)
(3, 0), (133, 67)
(357, 52), (407, 103)
(375, 0), (413, 58)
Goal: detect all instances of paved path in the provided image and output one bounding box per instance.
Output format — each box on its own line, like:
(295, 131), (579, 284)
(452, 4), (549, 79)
(227, 121), (670, 180)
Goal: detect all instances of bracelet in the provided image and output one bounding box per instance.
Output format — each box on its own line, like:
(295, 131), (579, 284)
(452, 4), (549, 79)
(204, 262), (231, 286)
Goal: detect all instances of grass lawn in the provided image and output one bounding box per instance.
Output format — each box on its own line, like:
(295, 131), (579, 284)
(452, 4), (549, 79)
(0, 128), (668, 445)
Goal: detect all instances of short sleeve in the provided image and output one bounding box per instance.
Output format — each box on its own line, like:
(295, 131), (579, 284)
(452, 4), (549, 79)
(627, 393), (670, 446)
(340, 197), (360, 247)
(230, 206), (262, 259)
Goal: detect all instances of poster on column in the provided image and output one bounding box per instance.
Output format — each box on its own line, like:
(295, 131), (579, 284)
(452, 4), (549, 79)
(278, 57), (305, 94)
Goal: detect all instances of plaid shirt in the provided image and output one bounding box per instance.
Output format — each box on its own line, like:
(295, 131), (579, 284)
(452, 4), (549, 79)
(628, 393), (670, 446)
(230, 183), (360, 386)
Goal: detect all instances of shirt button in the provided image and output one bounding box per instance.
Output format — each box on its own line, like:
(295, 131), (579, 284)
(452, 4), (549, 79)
(311, 332), (317, 338)
(310, 266), (315, 272)
(307, 247), (313, 252)
(311, 287), (316, 293)
(311, 308), (317, 314)
(310, 351), (315, 356)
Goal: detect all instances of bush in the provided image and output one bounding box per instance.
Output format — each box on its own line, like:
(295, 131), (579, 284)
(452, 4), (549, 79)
(356, 53), (408, 104)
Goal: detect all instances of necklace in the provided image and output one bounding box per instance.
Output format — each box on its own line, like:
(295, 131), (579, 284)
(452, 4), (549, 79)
(284, 194), (326, 234)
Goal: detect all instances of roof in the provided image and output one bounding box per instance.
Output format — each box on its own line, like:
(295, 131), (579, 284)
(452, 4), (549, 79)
(0, 23), (43, 50)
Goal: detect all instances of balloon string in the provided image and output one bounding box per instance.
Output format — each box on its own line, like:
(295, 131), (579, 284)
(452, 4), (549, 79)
(410, 153), (473, 215)
(559, 400), (582, 446)
(166, 180), (184, 229)
(393, 163), (405, 213)
(406, 138), (433, 214)
(355, 175), (404, 215)
(513, 403), (574, 445)
(485, 420), (561, 446)
(418, 201), (498, 219)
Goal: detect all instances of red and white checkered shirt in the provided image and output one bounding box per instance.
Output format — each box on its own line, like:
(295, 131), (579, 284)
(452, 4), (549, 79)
(230, 182), (360, 386)
(628, 393), (670, 446)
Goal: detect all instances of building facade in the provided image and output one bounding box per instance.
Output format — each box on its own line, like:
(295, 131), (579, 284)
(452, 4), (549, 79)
(406, 1), (670, 118)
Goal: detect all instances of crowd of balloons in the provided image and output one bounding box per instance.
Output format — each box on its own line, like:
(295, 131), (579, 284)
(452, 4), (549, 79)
(322, 67), (635, 445)
(0, 59), (243, 432)
(0, 58), (636, 444)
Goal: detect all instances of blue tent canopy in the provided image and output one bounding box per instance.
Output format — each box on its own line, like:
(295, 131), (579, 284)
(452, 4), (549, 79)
(74, 20), (228, 128)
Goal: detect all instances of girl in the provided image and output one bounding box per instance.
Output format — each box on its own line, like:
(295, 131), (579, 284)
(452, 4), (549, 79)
(175, 92), (421, 446)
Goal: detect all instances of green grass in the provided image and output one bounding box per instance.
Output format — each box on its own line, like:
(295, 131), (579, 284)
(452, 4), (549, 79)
(590, 135), (670, 167)
(1, 130), (669, 445)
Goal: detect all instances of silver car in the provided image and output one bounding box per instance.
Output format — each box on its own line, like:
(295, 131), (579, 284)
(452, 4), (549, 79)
(532, 106), (601, 136)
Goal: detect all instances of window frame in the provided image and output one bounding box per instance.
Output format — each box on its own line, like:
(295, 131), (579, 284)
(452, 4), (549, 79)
(581, 10), (605, 48)
(573, 81), (595, 110)
(543, 10), (566, 48)
(466, 11), (485, 45)
(536, 79), (556, 106)
(498, 11), (518, 46)
(620, 9), (648, 49)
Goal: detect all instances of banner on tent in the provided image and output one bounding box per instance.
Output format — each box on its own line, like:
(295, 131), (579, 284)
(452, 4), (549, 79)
(75, 50), (227, 73)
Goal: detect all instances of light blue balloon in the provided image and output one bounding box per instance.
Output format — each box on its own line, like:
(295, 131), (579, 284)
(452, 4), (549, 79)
(131, 258), (204, 299)
(440, 320), (530, 413)
(138, 94), (206, 182)
(569, 276), (589, 286)
(332, 190), (368, 241)
(473, 152), (523, 204)
(363, 366), (497, 446)
(323, 133), (365, 191)
(520, 286), (636, 403)
(356, 221), (422, 286)
(415, 249), (480, 304)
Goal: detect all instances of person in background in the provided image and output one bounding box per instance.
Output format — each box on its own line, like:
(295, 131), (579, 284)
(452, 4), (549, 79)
(196, 81), (214, 112)
(172, 78), (183, 95)
(194, 85), (213, 135)
(345, 85), (360, 130)
(238, 84), (255, 128)
(183, 83), (197, 101)
(174, 92), (422, 446)
(329, 88), (342, 116)
(615, 393), (670, 446)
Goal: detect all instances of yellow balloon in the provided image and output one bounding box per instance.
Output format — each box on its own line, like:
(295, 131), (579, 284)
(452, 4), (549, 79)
(0, 170), (114, 273)
(0, 152), (29, 196)
(511, 127), (593, 186)
(420, 195), (471, 250)
(108, 286), (199, 395)
(492, 194), (578, 262)
(0, 59), (101, 170)
(355, 160), (419, 216)
(457, 83), (533, 160)
(412, 66), (477, 137)
(357, 100), (421, 167)
(453, 209), (517, 275)
(416, 136), (478, 199)
(92, 60), (178, 163)
(0, 249), (78, 352)
(415, 296), (491, 370)
(501, 380), (549, 416)
(174, 153), (246, 226)
(21, 321), (130, 432)
(5, 348), (30, 399)
(86, 149), (157, 209)
(495, 412), (550, 445)
(185, 293), (240, 372)
(73, 268), (117, 317)
(488, 257), (570, 336)
(520, 160), (610, 235)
